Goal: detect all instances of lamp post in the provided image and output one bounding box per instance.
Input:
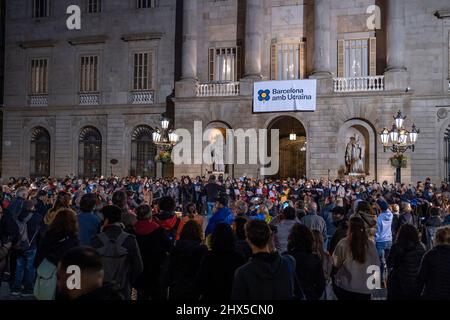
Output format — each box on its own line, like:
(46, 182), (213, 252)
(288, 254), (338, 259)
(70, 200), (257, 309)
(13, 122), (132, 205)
(152, 114), (179, 149)
(379, 111), (420, 183)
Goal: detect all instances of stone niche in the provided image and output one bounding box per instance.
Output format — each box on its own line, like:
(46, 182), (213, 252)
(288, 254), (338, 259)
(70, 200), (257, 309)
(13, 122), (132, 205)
(337, 120), (376, 181)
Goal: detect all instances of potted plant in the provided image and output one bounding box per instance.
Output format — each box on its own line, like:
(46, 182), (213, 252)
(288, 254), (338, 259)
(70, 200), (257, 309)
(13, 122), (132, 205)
(389, 154), (407, 168)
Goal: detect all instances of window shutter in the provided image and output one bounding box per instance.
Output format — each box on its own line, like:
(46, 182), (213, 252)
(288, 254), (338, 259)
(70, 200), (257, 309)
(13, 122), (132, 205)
(236, 46), (241, 81)
(271, 43), (278, 80)
(369, 37), (377, 76)
(337, 39), (345, 78)
(299, 42), (306, 79)
(209, 48), (215, 82)
(149, 51), (154, 89)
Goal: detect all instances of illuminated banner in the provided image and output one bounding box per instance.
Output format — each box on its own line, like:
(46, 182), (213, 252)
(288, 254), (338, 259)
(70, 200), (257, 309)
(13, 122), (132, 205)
(253, 79), (317, 113)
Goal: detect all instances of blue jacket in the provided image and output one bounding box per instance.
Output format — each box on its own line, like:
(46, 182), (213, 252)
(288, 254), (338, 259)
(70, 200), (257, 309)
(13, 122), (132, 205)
(205, 207), (233, 237)
(78, 211), (102, 246)
(375, 210), (393, 243)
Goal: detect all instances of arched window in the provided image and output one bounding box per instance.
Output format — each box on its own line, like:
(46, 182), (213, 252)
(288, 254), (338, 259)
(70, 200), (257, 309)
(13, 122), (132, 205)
(131, 125), (156, 177)
(79, 126), (102, 177)
(30, 127), (50, 177)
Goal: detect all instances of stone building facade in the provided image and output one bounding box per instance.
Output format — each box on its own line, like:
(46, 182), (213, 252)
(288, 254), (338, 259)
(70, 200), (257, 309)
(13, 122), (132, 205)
(2, 0), (450, 184)
(2, 0), (177, 178)
(174, 0), (450, 184)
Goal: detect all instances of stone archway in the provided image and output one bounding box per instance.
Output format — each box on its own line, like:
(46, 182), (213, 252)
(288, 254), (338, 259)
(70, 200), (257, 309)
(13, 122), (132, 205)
(267, 116), (307, 179)
(202, 121), (234, 178)
(337, 119), (377, 181)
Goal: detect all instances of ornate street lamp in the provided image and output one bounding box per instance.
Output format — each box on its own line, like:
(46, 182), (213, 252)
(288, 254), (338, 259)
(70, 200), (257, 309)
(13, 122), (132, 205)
(379, 110), (420, 183)
(153, 115), (179, 148)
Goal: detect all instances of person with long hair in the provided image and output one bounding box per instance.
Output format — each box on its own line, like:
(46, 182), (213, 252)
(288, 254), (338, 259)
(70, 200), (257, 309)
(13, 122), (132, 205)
(176, 203), (204, 241)
(197, 223), (245, 300)
(163, 220), (208, 300)
(312, 229), (333, 298)
(286, 224), (325, 300)
(43, 191), (71, 226)
(34, 208), (80, 300)
(332, 216), (380, 300)
(386, 224), (425, 300)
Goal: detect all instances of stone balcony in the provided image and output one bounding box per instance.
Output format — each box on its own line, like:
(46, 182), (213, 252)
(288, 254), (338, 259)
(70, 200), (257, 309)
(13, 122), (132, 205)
(79, 93), (100, 106)
(28, 94), (48, 106)
(333, 75), (385, 93)
(196, 82), (240, 97)
(129, 90), (155, 104)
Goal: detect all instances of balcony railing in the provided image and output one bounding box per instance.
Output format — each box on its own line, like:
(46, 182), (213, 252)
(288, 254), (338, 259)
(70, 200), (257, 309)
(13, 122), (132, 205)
(130, 90), (155, 104)
(79, 93), (100, 106)
(29, 94), (48, 106)
(333, 76), (385, 93)
(197, 82), (240, 97)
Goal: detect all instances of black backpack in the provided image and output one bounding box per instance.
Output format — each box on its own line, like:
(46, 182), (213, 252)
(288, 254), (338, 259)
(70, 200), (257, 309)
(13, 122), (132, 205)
(14, 213), (38, 252)
(96, 232), (130, 293)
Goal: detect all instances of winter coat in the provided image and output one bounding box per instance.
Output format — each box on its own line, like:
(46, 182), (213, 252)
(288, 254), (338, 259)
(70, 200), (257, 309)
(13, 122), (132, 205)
(418, 245), (450, 300)
(328, 219), (348, 255)
(387, 242), (426, 299)
(16, 210), (43, 251)
(154, 211), (180, 244)
(77, 211), (101, 246)
(164, 239), (208, 300)
(205, 207), (233, 237)
(34, 229), (79, 268)
(197, 250), (246, 301)
(91, 224), (144, 300)
(134, 219), (171, 297)
(231, 252), (299, 300)
(272, 219), (300, 253)
(0, 197), (26, 243)
(286, 249), (325, 300)
(300, 213), (327, 241)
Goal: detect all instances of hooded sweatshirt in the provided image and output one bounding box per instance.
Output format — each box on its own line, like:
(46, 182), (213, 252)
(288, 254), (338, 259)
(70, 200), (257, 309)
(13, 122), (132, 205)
(231, 252), (298, 300)
(376, 209), (393, 243)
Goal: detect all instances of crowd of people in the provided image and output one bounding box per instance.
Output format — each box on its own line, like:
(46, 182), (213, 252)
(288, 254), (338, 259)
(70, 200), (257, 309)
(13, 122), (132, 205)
(0, 174), (450, 300)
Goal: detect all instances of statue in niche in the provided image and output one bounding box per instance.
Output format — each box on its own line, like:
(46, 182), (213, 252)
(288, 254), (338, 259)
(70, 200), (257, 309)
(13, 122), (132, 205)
(211, 133), (225, 173)
(345, 135), (365, 175)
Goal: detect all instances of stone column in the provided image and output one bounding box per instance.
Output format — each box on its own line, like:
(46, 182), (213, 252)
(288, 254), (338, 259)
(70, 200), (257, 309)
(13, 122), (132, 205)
(176, 0), (198, 97)
(244, 0), (263, 79)
(385, 0), (409, 90)
(181, 0), (198, 81)
(310, 0), (332, 78)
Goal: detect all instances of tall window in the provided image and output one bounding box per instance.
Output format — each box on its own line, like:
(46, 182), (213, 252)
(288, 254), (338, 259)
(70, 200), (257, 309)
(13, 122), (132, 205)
(338, 37), (376, 77)
(209, 47), (241, 82)
(131, 126), (157, 177)
(137, 0), (156, 8)
(79, 126), (102, 177)
(33, 0), (49, 18)
(30, 127), (50, 177)
(270, 42), (306, 80)
(80, 56), (99, 92)
(133, 52), (154, 90)
(87, 0), (101, 13)
(30, 58), (48, 94)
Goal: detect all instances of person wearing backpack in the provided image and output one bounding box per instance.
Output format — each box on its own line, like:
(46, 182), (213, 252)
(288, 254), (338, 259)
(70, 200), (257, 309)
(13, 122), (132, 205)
(0, 187), (28, 287)
(91, 205), (143, 300)
(421, 207), (443, 250)
(10, 200), (43, 297)
(34, 208), (79, 300)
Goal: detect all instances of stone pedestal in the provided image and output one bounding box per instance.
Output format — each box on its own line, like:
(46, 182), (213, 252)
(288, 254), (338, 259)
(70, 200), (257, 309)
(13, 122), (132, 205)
(156, 162), (163, 179)
(175, 79), (197, 98)
(309, 76), (333, 95)
(384, 69), (409, 91)
(239, 78), (259, 96)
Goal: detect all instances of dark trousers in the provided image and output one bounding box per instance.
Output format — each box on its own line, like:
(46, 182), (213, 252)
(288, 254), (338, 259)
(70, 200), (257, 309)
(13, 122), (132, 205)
(333, 284), (371, 300)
